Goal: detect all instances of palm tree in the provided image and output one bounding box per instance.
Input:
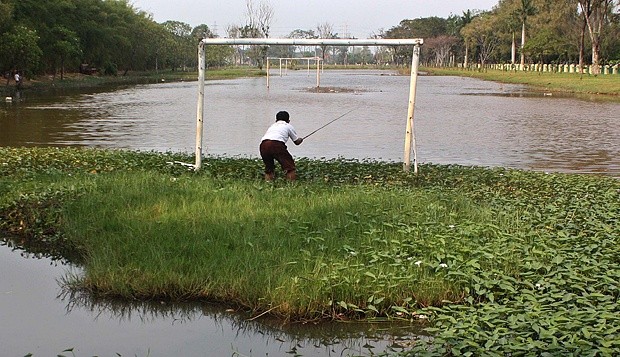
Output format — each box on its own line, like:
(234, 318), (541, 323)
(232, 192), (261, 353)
(459, 10), (475, 68)
(515, 0), (538, 70)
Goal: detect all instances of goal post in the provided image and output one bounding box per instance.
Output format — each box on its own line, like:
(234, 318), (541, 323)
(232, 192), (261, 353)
(195, 38), (423, 173)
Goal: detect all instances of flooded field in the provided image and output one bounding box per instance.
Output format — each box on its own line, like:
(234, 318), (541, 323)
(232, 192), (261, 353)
(2, 70), (619, 176)
(1, 70), (618, 356)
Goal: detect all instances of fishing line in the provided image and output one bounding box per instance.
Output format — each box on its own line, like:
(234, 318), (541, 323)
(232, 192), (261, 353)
(303, 108), (357, 140)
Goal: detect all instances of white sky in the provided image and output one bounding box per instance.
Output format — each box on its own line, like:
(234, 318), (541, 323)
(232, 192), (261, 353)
(130, 0), (499, 38)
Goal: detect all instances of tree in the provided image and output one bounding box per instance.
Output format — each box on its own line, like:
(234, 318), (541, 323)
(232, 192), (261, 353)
(384, 17), (450, 65)
(48, 26), (81, 79)
(226, 24), (244, 65)
(288, 29), (317, 57)
(461, 13), (500, 69)
(527, 0), (580, 64)
(162, 20), (193, 71)
(0, 25), (42, 78)
(316, 22), (337, 63)
(514, 0), (538, 69)
(192, 24), (215, 41)
(578, 0), (615, 74)
(425, 35), (459, 66)
(525, 28), (568, 64)
(447, 10), (478, 67)
(601, 3), (620, 63)
(0, 0), (211, 76)
(243, 0), (273, 69)
(457, 11), (478, 67)
(0, 1), (13, 31)
(191, 24), (232, 67)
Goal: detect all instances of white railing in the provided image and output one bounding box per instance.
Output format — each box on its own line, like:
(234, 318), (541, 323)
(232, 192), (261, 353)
(458, 63), (620, 75)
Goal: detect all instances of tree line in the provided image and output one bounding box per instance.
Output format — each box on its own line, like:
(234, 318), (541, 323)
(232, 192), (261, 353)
(0, 0), (230, 80)
(1, 0), (618, 80)
(385, 0), (620, 74)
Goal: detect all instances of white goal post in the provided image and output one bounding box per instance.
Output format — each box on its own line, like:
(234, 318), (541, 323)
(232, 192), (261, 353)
(195, 38), (423, 173)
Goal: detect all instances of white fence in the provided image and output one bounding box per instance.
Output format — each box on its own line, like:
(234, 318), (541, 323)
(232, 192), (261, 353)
(463, 63), (620, 75)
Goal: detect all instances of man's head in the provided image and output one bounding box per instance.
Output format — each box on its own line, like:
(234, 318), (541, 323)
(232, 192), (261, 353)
(276, 111), (290, 123)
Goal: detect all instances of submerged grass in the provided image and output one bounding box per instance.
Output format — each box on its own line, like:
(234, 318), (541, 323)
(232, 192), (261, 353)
(1, 147), (619, 355)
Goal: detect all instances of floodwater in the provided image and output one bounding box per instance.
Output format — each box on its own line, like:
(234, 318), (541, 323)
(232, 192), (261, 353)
(0, 242), (419, 357)
(1, 70), (619, 356)
(2, 70), (619, 176)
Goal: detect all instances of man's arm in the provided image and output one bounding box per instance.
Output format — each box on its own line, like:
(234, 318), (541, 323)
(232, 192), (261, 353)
(293, 137), (303, 145)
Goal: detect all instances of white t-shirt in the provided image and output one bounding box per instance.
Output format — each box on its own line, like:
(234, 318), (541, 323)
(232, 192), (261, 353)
(261, 121), (300, 143)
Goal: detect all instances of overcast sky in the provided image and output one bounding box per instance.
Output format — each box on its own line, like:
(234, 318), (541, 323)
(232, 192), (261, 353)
(130, 0), (499, 38)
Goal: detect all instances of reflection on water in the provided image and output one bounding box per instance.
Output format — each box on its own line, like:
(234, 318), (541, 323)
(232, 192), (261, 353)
(61, 289), (423, 356)
(1, 70), (619, 176)
(0, 242), (421, 356)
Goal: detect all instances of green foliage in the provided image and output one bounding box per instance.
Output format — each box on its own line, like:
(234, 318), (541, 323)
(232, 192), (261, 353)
(1, 145), (619, 354)
(0, 1), (13, 31)
(0, 0), (224, 75)
(384, 0), (619, 68)
(47, 25), (82, 76)
(0, 24), (42, 74)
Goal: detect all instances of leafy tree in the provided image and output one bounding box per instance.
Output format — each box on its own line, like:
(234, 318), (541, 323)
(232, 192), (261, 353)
(525, 28), (570, 64)
(454, 10), (480, 67)
(48, 26), (81, 79)
(528, 0), (580, 63)
(192, 24), (234, 67)
(288, 29), (317, 57)
(128, 13), (162, 72)
(192, 24), (214, 41)
(0, 24), (42, 77)
(578, 0), (616, 74)
(162, 20), (193, 71)
(384, 17), (450, 65)
(601, 5), (620, 63)
(0, 1), (13, 31)
(0, 0), (182, 76)
(461, 13), (501, 68)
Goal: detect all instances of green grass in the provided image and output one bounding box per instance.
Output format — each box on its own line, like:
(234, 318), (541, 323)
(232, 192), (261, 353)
(421, 66), (620, 99)
(60, 172), (496, 314)
(1, 147), (619, 355)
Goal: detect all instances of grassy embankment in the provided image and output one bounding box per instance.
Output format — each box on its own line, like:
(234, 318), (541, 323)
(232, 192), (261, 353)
(1, 67), (264, 96)
(421, 66), (620, 99)
(1, 147), (619, 355)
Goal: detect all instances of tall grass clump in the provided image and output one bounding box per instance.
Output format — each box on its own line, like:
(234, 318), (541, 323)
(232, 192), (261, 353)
(59, 170), (510, 320)
(1, 147), (619, 355)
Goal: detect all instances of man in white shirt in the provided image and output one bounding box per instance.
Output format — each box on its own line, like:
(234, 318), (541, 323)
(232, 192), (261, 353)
(260, 111), (303, 181)
(14, 72), (21, 89)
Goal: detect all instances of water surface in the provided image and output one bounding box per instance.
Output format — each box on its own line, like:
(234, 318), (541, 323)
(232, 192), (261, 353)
(2, 70), (618, 176)
(1, 70), (618, 356)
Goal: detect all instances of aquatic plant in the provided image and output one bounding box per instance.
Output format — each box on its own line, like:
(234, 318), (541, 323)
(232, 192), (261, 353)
(1, 147), (618, 356)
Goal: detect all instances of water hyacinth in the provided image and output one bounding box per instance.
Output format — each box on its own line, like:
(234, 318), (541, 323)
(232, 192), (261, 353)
(1, 147), (619, 356)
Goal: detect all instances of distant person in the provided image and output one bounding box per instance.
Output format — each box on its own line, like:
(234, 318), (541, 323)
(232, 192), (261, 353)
(259, 111), (303, 181)
(14, 72), (22, 90)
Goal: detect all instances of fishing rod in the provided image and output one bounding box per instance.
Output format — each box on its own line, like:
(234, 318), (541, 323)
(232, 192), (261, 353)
(303, 108), (357, 140)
